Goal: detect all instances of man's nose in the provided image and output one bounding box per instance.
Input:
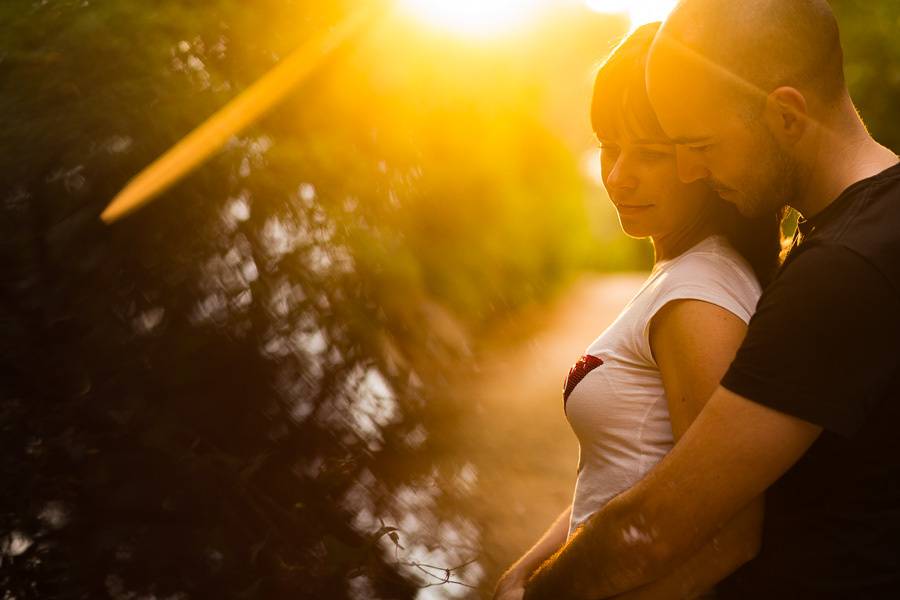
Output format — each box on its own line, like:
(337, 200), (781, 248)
(675, 146), (711, 184)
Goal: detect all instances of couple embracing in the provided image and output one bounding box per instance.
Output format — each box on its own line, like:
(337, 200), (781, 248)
(495, 0), (900, 598)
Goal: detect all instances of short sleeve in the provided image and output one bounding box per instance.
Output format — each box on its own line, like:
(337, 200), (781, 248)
(721, 244), (900, 437)
(639, 255), (761, 365)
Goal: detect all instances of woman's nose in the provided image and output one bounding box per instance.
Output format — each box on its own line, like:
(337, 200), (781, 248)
(606, 156), (637, 192)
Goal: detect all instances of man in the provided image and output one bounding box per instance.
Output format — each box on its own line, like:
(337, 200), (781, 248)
(523, 0), (900, 598)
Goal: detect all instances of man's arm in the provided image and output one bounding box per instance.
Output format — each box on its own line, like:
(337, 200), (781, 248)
(606, 298), (765, 599)
(523, 385), (822, 599)
(524, 244), (900, 599)
(610, 497), (763, 599)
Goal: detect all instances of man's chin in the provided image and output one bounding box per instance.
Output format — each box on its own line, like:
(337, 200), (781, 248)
(737, 199), (772, 219)
(716, 188), (762, 217)
(717, 190), (751, 215)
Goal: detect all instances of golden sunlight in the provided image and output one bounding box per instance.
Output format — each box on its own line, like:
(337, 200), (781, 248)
(586, 0), (678, 28)
(399, 0), (543, 37)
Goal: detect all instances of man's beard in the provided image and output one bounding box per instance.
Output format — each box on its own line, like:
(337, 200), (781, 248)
(737, 130), (798, 218)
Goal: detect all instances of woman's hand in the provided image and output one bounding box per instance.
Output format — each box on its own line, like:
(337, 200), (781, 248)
(493, 568), (528, 600)
(490, 506), (571, 600)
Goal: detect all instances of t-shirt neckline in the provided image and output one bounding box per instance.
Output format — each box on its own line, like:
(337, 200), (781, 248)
(652, 233), (725, 271)
(797, 159), (900, 236)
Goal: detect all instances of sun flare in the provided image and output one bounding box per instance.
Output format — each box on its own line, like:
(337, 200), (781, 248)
(399, 0), (543, 37)
(586, 0), (679, 28)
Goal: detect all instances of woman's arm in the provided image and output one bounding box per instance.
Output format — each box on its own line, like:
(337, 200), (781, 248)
(609, 298), (764, 599)
(493, 505), (573, 599)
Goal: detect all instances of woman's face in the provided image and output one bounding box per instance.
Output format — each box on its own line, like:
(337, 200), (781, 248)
(598, 127), (716, 240)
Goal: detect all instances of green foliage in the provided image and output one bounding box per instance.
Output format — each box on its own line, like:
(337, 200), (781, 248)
(832, 1), (900, 150)
(0, 0), (604, 597)
(2, 1), (896, 598)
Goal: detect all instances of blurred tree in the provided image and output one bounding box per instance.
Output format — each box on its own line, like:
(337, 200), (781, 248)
(831, 0), (900, 150)
(8, 1), (890, 597)
(0, 0), (599, 598)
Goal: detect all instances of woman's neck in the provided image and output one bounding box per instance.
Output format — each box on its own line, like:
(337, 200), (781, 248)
(652, 213), (719, 264)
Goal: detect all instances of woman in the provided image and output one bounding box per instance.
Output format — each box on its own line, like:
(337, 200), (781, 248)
(494, 22), (784, 600)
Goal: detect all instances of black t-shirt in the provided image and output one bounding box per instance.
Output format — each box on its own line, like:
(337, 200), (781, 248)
(718, 162), (900, 598)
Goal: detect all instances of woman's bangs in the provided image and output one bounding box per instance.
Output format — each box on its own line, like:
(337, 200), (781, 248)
(621, 75), (667, 140)
(590, 21), (667, 142)
(592, 66), (667, 142)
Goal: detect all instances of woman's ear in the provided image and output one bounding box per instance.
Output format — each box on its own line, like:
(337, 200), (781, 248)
(764, 86), (808, 144)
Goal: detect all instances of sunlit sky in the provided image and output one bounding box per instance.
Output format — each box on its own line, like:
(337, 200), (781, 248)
(586, 0), (679, 29)
(399, 0), (543, 36)
(400, 0), (679, 36)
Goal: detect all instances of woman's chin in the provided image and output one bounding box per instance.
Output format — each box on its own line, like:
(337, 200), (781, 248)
(617, 220), (651, 239)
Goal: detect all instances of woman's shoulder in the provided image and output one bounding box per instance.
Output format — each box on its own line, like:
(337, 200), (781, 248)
(644, 235), (763, 327)
(660, 235), (762, 295)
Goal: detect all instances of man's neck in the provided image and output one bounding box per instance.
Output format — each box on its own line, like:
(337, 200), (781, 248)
(793, 106), (899, 220)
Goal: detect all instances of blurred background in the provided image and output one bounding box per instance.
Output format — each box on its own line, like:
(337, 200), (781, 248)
(1, 0), (898, 598)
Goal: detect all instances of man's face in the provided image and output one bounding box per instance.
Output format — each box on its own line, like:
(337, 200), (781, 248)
(646, 41), (795, 217)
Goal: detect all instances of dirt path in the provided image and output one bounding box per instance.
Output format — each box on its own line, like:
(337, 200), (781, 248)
(446, 273), (647, 597)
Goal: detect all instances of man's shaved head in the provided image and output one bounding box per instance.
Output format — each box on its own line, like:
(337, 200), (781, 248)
(659, 0), (845, 108)
(644, 0), (850, 220)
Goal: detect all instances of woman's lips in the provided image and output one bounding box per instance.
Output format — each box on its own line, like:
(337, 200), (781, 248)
(615, 203), (653, 213)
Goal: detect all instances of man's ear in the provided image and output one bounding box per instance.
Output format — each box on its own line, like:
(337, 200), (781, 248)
(764, 87), (808, 143)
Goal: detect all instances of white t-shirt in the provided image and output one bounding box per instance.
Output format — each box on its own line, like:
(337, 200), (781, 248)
(565, 234), (763, 539)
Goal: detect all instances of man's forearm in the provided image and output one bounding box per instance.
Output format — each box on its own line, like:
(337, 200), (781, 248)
(521, 387), (822, 600)
(611, 497), (763, 600)
(522, 497), (672, 600)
